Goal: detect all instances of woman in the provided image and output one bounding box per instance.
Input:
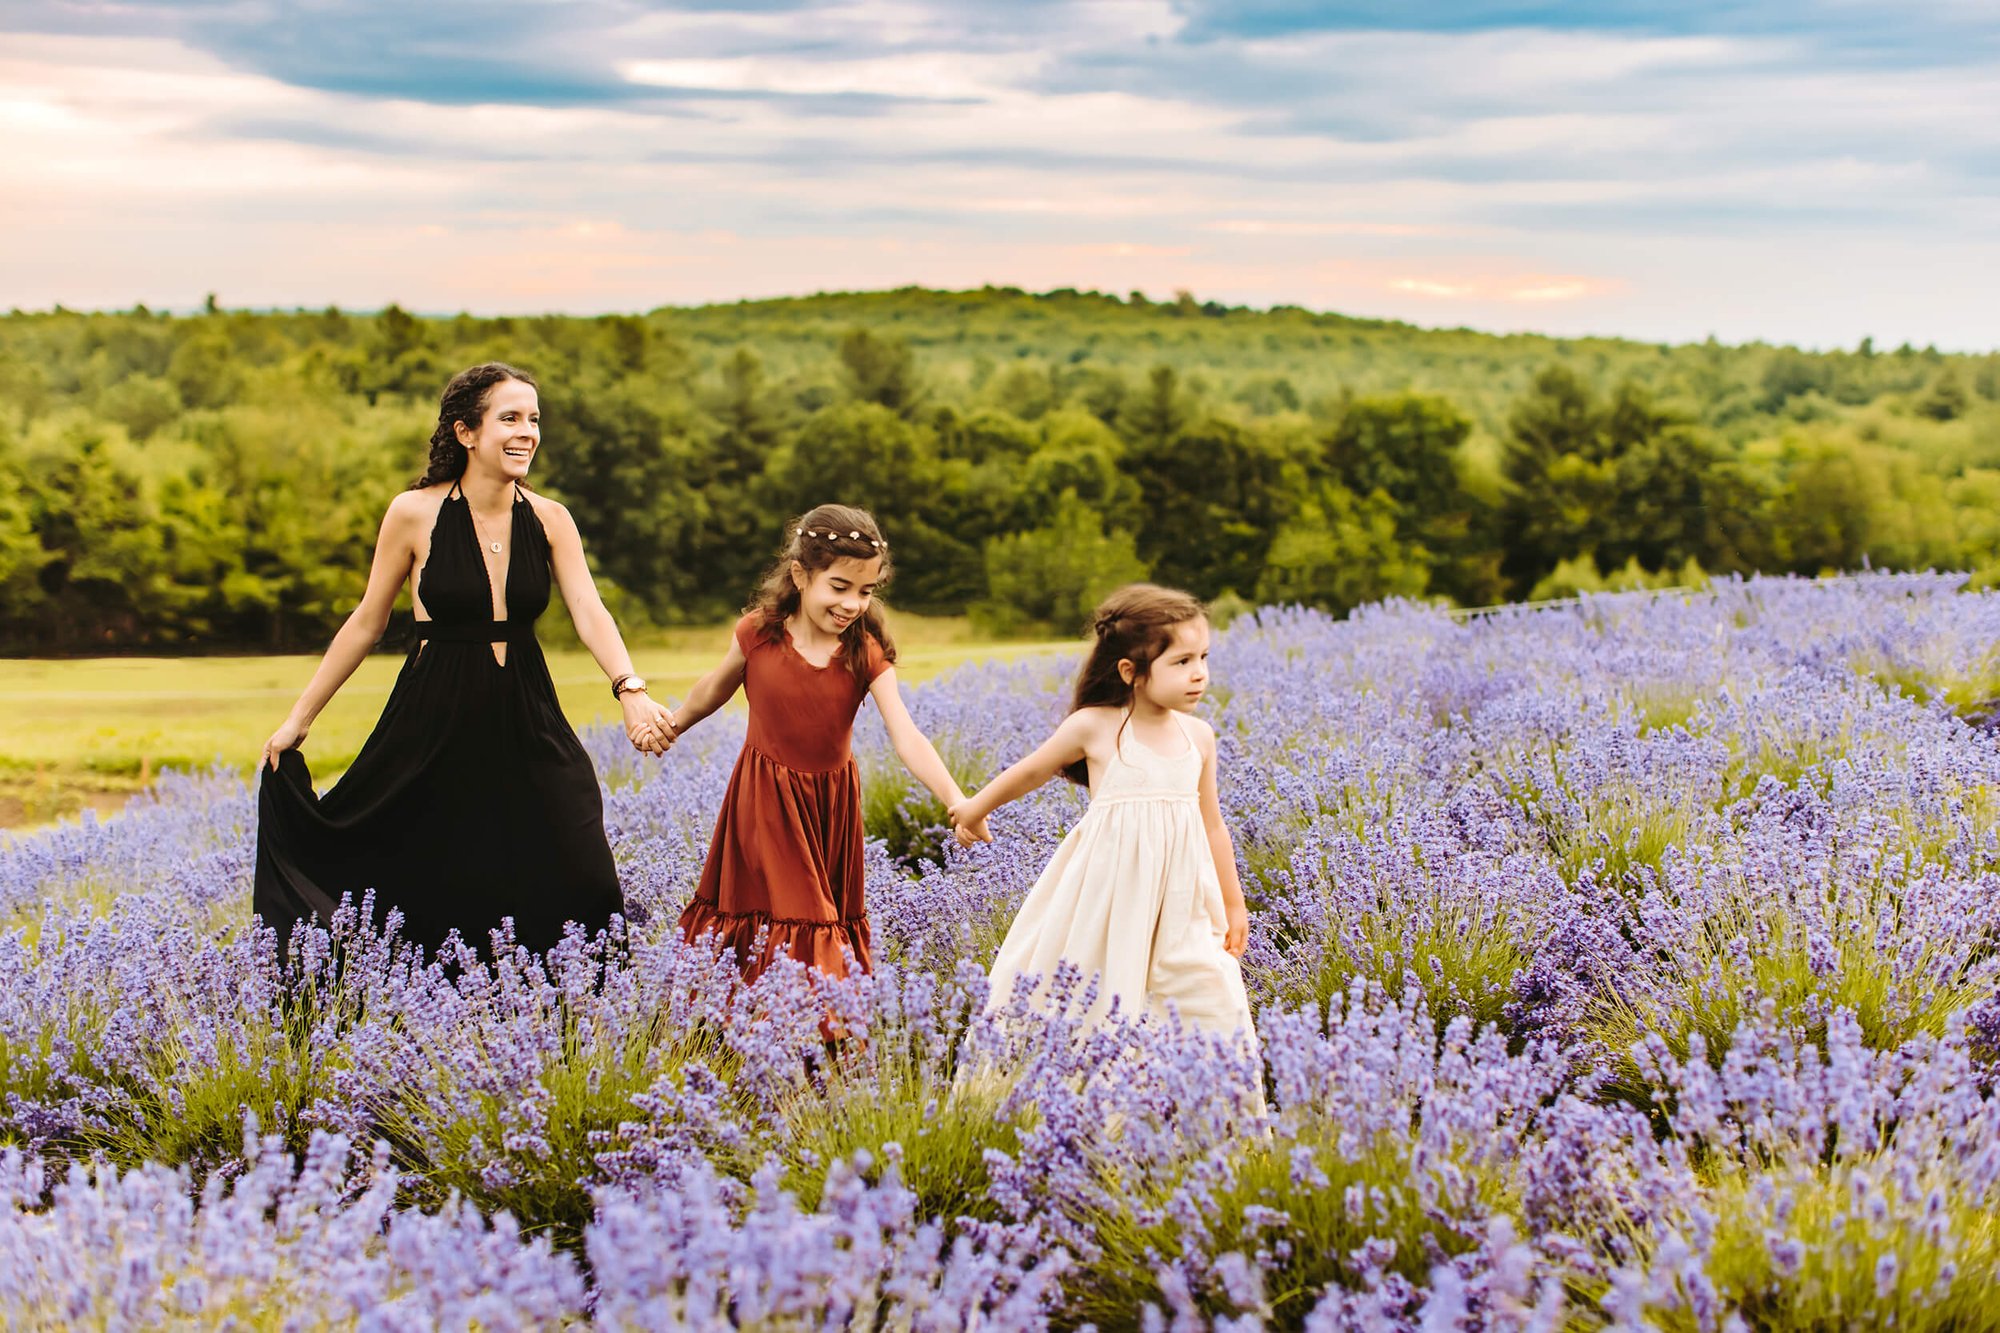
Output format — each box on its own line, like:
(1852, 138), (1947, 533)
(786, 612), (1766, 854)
(254, 361), (674, 958)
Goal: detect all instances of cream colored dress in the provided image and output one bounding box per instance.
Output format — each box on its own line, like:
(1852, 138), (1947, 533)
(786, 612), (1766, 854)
(986, 710), (1257, 1040)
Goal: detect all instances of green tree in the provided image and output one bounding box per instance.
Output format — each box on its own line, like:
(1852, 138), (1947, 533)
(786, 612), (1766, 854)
(838, 327), (924, 415)
(1015, 410), (1141, 532)
(709, 347), (788, 472)
(1233, 374), (1300, 416)
(1760, 348), (1829, 411)
(1123, 413), (1292, 600)
(17, 415), (171, 648)
(1255, 486), (1431, 614)
(933, 406), (1038, 465)
(533, 387), (704, 620)
(1323, 392), (1471, 516)
(763, 402), (975, 609)
(153, 472), (258, 639)
(1598, 383), (1736, 572)
(1497, 370), (1756, 594)
(601, 314), (652, 374)
(1917, 370), (1970, 422)
(1772, 446), (1876, 573)
(672, 347), (794, 616)
(366, 304), (441, 398)
(1115, 365), (1191, 453)
(981, 362), (1057, 420)
(166, 333), (245, 411)
(1499, 366), (1616, 592)
(97, 375), (182, 440)
(0, 446), (48, 628)
(975, 491), (1147, 635)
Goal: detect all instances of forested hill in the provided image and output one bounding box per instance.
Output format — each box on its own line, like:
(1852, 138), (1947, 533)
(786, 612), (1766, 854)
(629, 286), (1990, 436)
(2, 287), (1997, 653)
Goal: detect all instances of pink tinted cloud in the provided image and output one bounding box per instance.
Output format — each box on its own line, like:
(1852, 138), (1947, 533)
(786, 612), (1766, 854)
(3, 19), (1996, 348)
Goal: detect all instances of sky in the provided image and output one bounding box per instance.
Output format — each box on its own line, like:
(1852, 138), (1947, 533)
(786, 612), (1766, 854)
(3, 1), (1996, 349)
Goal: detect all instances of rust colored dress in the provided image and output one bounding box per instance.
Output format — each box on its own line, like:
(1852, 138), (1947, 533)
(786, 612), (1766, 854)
(678, 612), (890, 980)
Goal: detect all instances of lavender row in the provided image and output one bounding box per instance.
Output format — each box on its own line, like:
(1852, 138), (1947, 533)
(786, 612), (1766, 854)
(1, 573), (1998, 1328)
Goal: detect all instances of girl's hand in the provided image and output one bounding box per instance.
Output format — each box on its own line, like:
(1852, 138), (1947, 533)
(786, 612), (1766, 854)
(263, 716), (308, 771)
(1223, 902), (1249, 957)
(622, 693), (676, 755)
(949, 801), (993, 848)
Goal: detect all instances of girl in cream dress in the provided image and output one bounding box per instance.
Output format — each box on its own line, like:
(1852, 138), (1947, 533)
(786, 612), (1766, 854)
(951, 584), (1256, 1043)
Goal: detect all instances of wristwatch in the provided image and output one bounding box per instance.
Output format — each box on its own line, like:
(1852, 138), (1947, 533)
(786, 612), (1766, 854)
(612, 674), (648, 700)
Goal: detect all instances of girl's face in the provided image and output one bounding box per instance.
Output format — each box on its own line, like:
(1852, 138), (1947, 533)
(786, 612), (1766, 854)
(791, 554), (884, 638)
(457, 379), (540, 481)
(1124, 617), (1211, 713)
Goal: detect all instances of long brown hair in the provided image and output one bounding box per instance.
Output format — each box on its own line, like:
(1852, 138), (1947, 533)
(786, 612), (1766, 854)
(1061, 583), (1208, 785)
(746, 504), (897, 693)
(411, 361), (537, 489)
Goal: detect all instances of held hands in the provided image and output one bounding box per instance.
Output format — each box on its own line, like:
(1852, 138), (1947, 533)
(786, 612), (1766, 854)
(262, 716), (308, 771)
(621, 692), (677, 755)
(948, 799), (993, 849)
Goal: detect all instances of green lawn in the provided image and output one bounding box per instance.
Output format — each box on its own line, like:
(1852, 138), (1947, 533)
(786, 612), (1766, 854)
(0, 615), (1073, 829)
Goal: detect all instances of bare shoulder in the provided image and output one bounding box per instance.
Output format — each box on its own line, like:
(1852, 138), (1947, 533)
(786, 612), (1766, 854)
(1184, 712), (1219, 754)
(388, 485), (441, 514)
(524, 490), (575, 527)
(1066, 706), (1122, 743)
(383, 487), (442, 534)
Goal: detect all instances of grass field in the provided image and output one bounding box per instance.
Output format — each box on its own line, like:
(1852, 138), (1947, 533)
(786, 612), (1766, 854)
(0, 615), (1071, 829)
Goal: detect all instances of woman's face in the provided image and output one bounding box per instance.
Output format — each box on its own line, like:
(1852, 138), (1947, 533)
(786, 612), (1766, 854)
(792, 554), (884, 638)
(457, 379), (540, 481)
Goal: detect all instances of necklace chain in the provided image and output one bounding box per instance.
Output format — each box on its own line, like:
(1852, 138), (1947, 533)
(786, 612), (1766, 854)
(466, 499), (505, 555)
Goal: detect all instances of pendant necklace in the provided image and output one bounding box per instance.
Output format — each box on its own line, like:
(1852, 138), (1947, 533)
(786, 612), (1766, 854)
(467, 503), (504, 555)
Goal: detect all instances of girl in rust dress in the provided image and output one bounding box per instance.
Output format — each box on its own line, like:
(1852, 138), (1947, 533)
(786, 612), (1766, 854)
(669, 504), (966, 981)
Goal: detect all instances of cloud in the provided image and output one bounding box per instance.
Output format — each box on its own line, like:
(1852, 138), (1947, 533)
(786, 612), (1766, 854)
(1169, 0), (2000, 67)
(0, 2), (1996, 348)
(1387, 270), (1622, 302)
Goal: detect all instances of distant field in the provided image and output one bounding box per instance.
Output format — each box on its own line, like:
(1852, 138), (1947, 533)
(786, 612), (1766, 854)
(0, 616), (1072, 829)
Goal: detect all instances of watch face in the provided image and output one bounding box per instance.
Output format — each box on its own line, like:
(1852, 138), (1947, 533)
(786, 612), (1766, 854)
(624, 677), (646, 693)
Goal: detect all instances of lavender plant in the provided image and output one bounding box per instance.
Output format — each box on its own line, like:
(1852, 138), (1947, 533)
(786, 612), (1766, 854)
(3, 573), (1999, 1326)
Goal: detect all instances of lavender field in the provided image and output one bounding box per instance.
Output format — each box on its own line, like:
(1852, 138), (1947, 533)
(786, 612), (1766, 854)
(6, 574), (2000, 1329)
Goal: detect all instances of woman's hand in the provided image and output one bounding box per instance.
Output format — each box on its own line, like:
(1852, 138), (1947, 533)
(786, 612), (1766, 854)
(949, 800), (993, 848)
(1223, 900), (1249, 957)
(621, 692), (676, 755)
(262, 716), (309, 771)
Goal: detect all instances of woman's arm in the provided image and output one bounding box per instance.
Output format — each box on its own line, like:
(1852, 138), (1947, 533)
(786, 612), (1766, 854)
(669, 636), (748, 736)
(539, 497), (674, 750)
(1194, 720), (1249, 956)
(541, 497), (642, 683)
(868, 667), (969, 811)
(949, 709), (1098, 843)
(262, 496), (420, 769)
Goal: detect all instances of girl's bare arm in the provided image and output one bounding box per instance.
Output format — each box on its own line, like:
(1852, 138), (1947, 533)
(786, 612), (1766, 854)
(868, 668), (967, 808)
(1194, 720), (1249, 956)
(952, 709), (1100, 839)
(670, 636), (748, 734)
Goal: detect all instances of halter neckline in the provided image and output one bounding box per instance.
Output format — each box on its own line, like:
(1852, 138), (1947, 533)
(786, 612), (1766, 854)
(1117, 710), (1198, 765)
(447, 479), (527, 503)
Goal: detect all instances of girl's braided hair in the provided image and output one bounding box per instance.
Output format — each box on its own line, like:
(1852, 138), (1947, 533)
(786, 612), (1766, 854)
(1062, 583), (1208, 785)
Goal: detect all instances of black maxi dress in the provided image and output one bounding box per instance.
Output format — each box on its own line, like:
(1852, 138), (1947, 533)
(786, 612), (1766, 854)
(254, 482), (625, 957)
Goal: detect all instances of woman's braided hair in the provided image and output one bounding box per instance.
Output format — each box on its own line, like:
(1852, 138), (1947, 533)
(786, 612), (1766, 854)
(411, 362), (537, 489)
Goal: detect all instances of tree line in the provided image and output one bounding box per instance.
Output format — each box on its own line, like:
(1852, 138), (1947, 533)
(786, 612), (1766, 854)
(1, 288), (1996, 652)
